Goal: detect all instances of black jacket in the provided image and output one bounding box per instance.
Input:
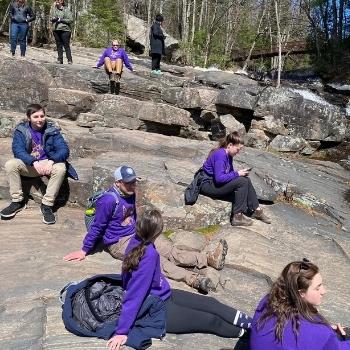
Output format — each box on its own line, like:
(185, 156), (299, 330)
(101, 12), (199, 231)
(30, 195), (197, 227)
(10, 1), (36, 24)
(149, 22), (165, 55)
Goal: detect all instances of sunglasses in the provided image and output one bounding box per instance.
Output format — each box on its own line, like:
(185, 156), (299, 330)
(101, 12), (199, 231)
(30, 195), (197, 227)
(299, 258), (310, 272)
(112, 44), (119, 47)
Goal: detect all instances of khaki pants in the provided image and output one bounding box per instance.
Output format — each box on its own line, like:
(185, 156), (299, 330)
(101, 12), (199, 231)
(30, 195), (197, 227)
(5, 158), (66, 206)
(108, 235), (208, 286)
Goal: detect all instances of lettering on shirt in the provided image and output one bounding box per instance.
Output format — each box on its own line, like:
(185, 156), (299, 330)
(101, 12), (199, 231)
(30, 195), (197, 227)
(31, 139), (44, 159)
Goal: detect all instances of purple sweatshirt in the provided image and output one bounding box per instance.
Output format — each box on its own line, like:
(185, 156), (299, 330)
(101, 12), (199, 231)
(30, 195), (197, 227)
(115, 235), (171, 336)
(251, 296), (350, 350)
(96, 47), (133, 71)
(82, 186), (136, 253)
(202, 147), (239, 185)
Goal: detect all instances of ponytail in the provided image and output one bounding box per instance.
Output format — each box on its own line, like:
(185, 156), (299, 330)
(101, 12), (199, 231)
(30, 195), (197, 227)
(207, 131), (243, 159)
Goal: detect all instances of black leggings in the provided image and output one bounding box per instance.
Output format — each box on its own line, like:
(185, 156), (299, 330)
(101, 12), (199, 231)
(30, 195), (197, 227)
(200, 176), (259, 215)
(166, 289), (244, 337)
(151, 53), (161, 70)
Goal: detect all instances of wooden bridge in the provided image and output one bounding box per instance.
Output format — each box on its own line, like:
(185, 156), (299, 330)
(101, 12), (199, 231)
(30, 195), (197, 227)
(232, 40), (311, 61)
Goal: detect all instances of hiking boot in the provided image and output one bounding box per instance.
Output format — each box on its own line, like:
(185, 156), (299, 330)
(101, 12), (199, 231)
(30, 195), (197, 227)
(231, 213), (253, 226)
(109, 72), (117, 82)
(207, 239), (228, 270)
(190, 275), (215, 294)
(41, 204), (56, 224)
(251, 209), (271, 224)
(0, 201), (26, 218)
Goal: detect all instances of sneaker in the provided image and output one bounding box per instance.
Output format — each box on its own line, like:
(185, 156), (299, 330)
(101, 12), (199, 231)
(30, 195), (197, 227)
(41, 204), (56, 224)
(155, 69), (162, 75)
(251, 209), (271, 224)
(207, 239), (228, 270)
(68, 61), (73, 65)
(231, 213), (253, 226)
(190, 275), (215, 294)
(56, 59), (63, 64)
(151, 70), (158, 75)
(0, 201), (26, 218)
(11, 52), (15, 58)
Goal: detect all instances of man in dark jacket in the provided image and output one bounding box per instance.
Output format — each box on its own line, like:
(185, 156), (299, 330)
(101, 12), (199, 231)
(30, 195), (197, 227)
(10, 0), (36, 58)
(149, 14), (165, 75)
(0, 103), (78, 224)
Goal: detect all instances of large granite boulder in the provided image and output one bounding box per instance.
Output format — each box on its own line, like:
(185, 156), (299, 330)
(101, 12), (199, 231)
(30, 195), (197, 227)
(255, 87), (349, 142)
(269, 135), (308, 152)
(0, 57), (55, 112)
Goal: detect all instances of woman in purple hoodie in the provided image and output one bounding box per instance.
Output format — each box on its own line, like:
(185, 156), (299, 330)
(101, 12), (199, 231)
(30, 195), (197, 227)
(94, 39), (133, 93)
(251, 259), (350, 350)
(201, 131), (270, 226)
(107, 209), (252, 350)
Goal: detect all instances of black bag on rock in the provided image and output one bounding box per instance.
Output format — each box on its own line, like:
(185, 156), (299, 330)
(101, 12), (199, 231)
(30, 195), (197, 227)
(184, 168), (205, 205)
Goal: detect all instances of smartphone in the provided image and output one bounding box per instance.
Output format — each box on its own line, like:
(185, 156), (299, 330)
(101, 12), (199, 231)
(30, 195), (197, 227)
(246, 167), (253, 171)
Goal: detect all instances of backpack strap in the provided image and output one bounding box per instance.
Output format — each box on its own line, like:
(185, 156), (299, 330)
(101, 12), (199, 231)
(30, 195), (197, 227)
(105, 190), (120, 218)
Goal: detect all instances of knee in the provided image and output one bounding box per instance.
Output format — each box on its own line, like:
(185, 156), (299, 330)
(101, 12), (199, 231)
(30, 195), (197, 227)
(104, 57), (111, 63)
(5, 159), (22, 173)
(52, 163), (66, 177)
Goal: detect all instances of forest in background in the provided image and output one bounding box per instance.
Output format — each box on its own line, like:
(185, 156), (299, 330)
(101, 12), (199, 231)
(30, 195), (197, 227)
(0, 0), (349, 78)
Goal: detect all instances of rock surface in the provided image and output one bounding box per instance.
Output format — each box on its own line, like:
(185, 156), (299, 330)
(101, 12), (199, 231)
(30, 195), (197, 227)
(0, 45), (349, 350)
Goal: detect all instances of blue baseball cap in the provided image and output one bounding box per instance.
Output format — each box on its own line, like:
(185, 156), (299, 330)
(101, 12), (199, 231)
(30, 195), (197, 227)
(114, 165), (137, 183)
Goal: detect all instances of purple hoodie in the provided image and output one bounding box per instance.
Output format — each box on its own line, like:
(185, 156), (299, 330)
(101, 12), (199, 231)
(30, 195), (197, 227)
(115, 235), (171, 336)
(82, 186), (136, 253)
(251, 296), (350, 350)
(96, 47), (133, 71)
(202, 147), (239, 185)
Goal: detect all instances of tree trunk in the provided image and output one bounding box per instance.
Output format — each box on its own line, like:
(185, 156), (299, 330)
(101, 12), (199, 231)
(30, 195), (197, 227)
(274, 0), (282, 88)
(145, 0), (152, 51)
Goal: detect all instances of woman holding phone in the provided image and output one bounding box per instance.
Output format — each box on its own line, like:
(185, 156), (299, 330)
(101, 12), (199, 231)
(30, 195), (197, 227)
(200, 131), (271, 226)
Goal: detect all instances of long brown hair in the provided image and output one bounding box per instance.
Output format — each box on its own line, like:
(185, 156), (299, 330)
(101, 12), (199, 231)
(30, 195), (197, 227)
(207, 131), (243, 158)
(257, 260), (328, 342)
(122, 209), (164, 273)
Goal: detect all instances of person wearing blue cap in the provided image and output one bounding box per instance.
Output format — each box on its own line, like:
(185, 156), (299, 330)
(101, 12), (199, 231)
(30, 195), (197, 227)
(64, 165), (228, 293)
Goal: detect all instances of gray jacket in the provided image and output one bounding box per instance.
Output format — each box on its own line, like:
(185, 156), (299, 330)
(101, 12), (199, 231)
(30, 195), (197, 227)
(10, 1), (35, 24)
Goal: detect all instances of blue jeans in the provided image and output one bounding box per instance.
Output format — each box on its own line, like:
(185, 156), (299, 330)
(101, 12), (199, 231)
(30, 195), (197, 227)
(10, 22), (29, 56)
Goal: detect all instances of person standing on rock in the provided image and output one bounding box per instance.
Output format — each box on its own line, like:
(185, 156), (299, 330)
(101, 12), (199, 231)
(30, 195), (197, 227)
(149, 14), (165, 75)
(199, 131), (271, 226)
(94, 39), (133, 94)
(64, 165), (228, 294)
(107, 209), (252, 350)
(50, 0), (73, 64)
(9, 0), (36, 58)
(0, 103), (78, 224)
(251, 258), (350, 350)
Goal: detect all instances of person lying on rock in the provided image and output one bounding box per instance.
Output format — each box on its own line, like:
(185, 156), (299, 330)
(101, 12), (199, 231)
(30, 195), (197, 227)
(93, 39), (133, 94)
(64, 165), (227, 294)
(199, 131), (271, 226)
(251, 258), (350, 350)
(0, 103), (78, 224)
(107, 209), (252, 350)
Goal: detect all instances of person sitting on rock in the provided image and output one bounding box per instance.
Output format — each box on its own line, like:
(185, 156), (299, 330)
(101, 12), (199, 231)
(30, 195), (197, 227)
(0, 103), (78, 224)
(94, 40), (133, 93)
(149, 14), (165, 75)
(200, 131), (271, 226)
(64, 165), (228, 294)
(107, 209), (252, 350)
(251, 258), (350, 350)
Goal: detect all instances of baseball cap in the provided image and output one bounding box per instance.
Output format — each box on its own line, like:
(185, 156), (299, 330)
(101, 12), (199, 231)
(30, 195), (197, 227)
(114, 165), (137, 183)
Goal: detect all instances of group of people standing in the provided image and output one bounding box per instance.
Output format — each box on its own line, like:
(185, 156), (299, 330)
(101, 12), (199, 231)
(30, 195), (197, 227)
(10, 0), (73, 63)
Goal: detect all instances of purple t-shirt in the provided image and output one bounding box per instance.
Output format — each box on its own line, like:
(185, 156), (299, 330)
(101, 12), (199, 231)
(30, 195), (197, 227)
(29, 125), (47, 161)
(96, 47), (133, 71)
(202, 147), (239, 185)
(251, 296), (350, 350)
(115, 235), (171, 335)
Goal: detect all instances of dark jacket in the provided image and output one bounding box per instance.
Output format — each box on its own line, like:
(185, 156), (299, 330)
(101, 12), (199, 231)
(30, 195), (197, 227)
(10, 2), (36, 24)
(149, 22), (165, 55)
(12, 121), (78, 180)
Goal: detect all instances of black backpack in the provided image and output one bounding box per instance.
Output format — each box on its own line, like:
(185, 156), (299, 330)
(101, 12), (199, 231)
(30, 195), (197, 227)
(184, 168), (204, 205)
